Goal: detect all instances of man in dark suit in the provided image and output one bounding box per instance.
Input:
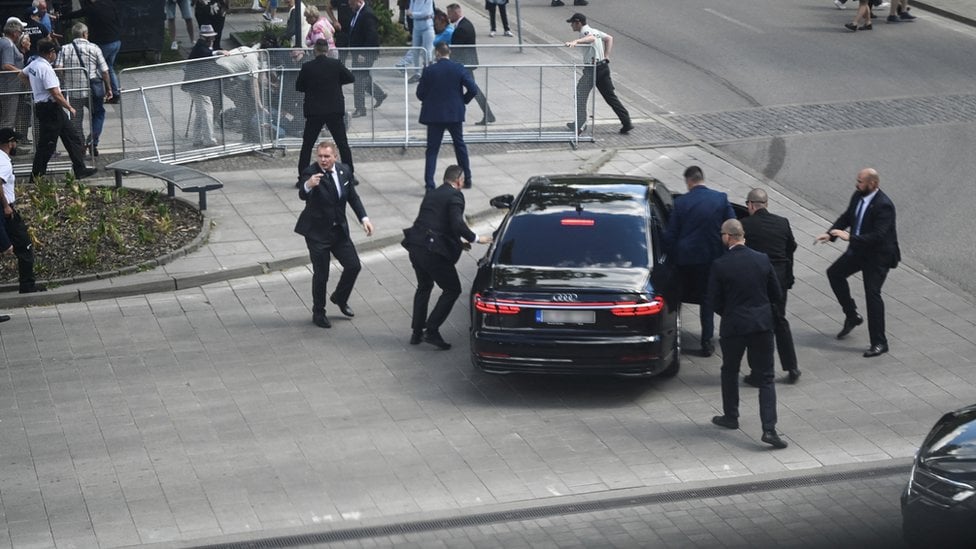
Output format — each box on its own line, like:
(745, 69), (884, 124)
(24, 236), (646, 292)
(402, 165), (491, 349)
(741, 188), (801, 383)
(417, 42), (479, 190)
(295, 39), (355, 183)
(446, 3), (494, 125)
(348, 0), (387, 117)
(816, 168), (900, 358)
(294, 140), (374, 328)
(709, 219), (788, 450)
(663, 165), (735, 357)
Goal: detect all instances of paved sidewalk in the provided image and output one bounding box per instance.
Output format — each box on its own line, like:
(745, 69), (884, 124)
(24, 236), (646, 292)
(0, 3), (975, 548)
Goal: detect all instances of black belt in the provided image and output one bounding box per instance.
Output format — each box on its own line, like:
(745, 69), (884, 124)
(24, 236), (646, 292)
(34, 101), (56, 106)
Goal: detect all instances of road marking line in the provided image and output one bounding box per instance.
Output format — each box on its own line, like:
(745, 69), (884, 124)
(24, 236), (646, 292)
(703, 9), (765, 34)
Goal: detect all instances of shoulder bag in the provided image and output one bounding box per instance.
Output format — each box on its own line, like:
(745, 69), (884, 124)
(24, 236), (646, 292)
(73, 43), (104, 100)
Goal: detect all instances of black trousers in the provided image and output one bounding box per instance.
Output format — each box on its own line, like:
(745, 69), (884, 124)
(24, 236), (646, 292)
(298, 113), (353, 177)
(352, 59), (385, 112)
(408, 246), (461, 335)
(32, 102), (88, 177)
(5, 209), (36, 292)
(306, 233), (361, 315)
(827, 251), (889, 347)
(772, 292), (798, 371)
(575, 62), (631, 129)
(465, 68), (493, 121)
(720, 330), (778, 432)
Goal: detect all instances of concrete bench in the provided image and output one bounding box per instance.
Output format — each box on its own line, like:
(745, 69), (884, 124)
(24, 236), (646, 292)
(105, 159), (223, 211)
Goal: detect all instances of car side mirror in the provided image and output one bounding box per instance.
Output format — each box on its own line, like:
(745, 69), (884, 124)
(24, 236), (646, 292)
(490, 194), (514, 210)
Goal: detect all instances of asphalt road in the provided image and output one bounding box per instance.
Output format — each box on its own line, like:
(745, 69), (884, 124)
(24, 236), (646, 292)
(515, 0), (976, 297)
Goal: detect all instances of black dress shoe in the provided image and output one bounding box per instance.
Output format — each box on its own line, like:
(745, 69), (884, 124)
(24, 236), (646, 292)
(0, 314), (10, 322)
(858, 23), (873, 29)
(351, 109), (367, 118)
(743, 374), (761, 388)
(863, 343), (889, 358)
(19, 284), (47, 294)
(619, 124), (634, 134)
(409, 330), (424, 345)
(373, 94), (387, 109)
(712, 415), (739, 430)
(700, 339), (714, 357)
(312, 314), (331, 328)
(844, 22), (858, 31)
(424, 332), (452, 350)
(836, 313), (863, 339)
(462, 181), (472, 189)
(330, 295), (355, 317)
(787, 369), (801, 383)
(762, 430), (788, 449)
(75, 167), (98, 179)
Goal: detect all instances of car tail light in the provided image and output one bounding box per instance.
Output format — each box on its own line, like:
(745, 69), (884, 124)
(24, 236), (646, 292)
(474, 293), (521, 315)
(611, 297), (665, 316)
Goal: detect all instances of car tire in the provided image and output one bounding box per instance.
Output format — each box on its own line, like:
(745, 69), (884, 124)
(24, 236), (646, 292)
(659, 314), (681, 378)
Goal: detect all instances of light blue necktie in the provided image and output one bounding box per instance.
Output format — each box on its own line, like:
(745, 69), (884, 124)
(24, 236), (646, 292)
(854, 199), (866, 235)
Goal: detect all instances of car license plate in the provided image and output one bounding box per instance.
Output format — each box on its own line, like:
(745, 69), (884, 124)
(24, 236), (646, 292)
(537, 309), (595, 324)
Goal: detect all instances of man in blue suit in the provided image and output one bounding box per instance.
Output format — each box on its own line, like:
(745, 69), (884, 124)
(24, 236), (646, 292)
(663, 166), (736, 357)
(708, 219), (788, 449)
(416, 42), (479, 191)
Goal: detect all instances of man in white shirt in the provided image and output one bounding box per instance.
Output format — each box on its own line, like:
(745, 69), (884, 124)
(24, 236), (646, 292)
(20, 38), (95, 179)
(0, 127), (45, 293)
(564, 12), (632, 135)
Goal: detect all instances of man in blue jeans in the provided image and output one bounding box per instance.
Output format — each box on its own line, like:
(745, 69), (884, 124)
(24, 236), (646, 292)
(63, 0), (123, 101)
(405, 0), (434, 82)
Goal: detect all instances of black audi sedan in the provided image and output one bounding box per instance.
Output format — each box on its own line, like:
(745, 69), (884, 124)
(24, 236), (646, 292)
(902, 403), (976, 547)
(469, 174), (680, 377)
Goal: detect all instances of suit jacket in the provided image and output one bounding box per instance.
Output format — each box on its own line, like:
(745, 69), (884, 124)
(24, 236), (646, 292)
(741, 208), (797, 290)
(663, 185), (736, 266)
(295, 55), (355, 117)
(403, 183), (477, 262)
(829, 189), (901, 269)
(708, 245), (782, 337)
(348, 4), (380, 65)
(416, 58), (479, 124)
(450, 17), (479, 68)
(294, 162), (368, 245)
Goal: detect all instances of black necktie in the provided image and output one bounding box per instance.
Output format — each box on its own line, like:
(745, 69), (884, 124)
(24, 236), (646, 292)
(325, 170), (339, 197)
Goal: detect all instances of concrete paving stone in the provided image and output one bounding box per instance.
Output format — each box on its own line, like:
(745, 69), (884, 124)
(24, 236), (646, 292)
(5, 521), (54, 549)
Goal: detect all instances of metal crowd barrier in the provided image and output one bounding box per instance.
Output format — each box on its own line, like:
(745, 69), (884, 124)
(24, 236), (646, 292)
(111, 43), (596, 165)
(2, 67), (97, 176)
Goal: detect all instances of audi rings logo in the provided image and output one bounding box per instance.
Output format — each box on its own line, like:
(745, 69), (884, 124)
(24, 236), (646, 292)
(552, 293), (578, 302)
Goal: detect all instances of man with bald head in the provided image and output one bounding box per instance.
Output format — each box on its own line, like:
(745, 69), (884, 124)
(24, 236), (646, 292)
(708, 218), (787, 450)
(816, 168), (900, 358)
(741, 188), (800, 383)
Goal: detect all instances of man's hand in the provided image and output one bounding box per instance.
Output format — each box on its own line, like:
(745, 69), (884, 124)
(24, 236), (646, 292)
(306, 173), (322, 189)
(828, 229), (850, 242)
(3, 204), (11, 218)
(814, 232), (831, 245)
(362, 219), (374, 236)
(477, 235), (492, 244)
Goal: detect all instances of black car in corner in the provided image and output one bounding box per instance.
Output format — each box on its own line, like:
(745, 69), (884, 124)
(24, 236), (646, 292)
(469, 174), (680, 377)
(902, 403), (976, 547)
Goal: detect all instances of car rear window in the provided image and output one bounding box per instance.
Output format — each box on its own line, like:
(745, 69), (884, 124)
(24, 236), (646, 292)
(496, 212), (649, 268)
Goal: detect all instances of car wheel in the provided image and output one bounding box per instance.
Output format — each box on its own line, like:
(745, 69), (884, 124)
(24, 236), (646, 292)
(659, 314), (680, 378)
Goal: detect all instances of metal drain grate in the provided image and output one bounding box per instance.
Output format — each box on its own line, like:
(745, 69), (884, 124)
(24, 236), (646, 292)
(193, 463), (910, 548)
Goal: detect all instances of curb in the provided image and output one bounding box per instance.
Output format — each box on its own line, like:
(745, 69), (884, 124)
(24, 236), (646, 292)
(912, 1), (976, 27)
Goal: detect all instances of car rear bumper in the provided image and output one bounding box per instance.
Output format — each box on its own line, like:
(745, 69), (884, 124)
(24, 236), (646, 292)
(471, 330), (673, 376)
